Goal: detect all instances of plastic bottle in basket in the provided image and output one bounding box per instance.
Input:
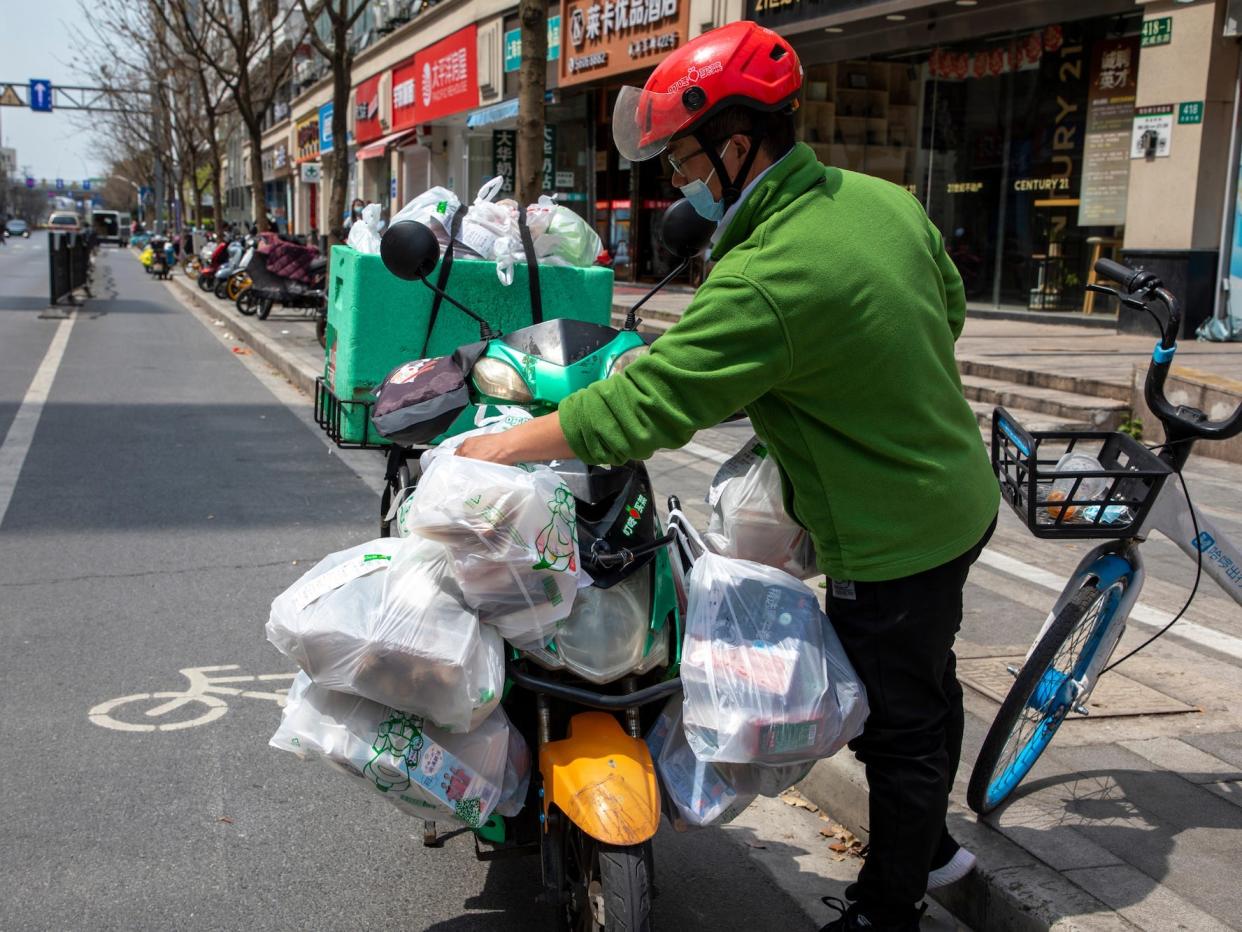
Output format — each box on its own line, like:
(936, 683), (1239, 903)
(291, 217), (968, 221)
(1044, 452), (1107, 520)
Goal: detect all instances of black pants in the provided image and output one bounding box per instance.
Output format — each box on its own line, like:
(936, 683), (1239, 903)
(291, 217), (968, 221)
(826, 516), (996, 923)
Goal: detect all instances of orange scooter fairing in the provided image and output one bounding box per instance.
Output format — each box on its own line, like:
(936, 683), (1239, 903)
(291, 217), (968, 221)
(539, 711), (661, 846)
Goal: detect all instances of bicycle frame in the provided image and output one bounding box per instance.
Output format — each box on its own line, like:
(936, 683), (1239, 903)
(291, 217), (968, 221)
(1024, 480), (1242, 704)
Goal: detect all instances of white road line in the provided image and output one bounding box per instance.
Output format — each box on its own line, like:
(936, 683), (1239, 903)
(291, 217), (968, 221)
(978, 547), (1242, 662)
(0, 316), (75, 529)
(681, 440), (730, 465)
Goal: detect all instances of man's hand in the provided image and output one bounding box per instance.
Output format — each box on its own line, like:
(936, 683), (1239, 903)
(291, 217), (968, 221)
(454, 431), (517, 464)
(454, 412), (576, 465)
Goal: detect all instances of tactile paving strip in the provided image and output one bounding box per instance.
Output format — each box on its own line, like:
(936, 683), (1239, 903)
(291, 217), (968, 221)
(957, 656), (1198, 718)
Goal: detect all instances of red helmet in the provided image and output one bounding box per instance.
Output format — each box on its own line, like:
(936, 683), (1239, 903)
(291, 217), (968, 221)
(613, 21), (803, 163)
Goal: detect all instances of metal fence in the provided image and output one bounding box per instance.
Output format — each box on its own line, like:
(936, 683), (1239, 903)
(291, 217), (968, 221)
(48, 231), (96, 306)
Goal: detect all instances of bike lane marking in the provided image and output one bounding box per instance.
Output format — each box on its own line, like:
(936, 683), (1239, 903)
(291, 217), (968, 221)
(0, 315), (74, 529)
(88, 667), (297, 732)
(979, 547), (1242, 662)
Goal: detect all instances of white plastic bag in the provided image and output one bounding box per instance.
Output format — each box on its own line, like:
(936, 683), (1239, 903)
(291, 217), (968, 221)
(646, 696), (813, 830)
(346, 202), (385, 254)
(391, 186), (462, 239)
(270, 673), (513, 827)
(402, 454), (580, 649)
(674, 514), (868, 765)
(525, 197), (603, 268)
(460, 177), (520, 280)
(705, 438), (817, 579)
(496, 722), (532, 817)
(266, 537), (503, 733)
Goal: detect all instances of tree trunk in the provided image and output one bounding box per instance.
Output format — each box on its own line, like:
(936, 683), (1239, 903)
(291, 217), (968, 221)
(247, 121), (270, 232)
(327, 39), (353, 247)
(517, 0), (548, 207)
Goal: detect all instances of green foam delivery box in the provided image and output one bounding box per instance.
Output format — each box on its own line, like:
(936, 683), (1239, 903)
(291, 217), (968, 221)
(323, 246), (615, 445)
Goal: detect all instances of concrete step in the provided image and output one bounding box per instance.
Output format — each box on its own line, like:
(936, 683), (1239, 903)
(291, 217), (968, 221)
(961, 373), (1130, 430)
(967, 400), (1091, 434)
(958, 357), (1132, 403)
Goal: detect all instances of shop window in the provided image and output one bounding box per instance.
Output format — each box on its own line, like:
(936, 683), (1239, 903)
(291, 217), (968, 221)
(799, 12), (1140, 312)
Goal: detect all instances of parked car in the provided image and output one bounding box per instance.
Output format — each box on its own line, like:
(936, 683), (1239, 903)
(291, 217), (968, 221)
(5, 218), (30, 237)
(46, 212), (82, 232)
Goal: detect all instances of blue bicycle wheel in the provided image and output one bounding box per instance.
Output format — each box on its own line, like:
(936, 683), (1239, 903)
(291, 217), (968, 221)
(967, 577), (1127, 815)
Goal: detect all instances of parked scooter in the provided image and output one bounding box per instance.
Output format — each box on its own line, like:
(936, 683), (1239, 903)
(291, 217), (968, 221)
(236, 239), (327, 332)
(197, 238), (231, 291)
(147, 235), (175, 280)
(369, 201), (714, 928)
(213, 236), (248, 299)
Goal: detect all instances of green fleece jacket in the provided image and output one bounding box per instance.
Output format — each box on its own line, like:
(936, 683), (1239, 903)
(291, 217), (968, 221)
(559, 143), (998, 582)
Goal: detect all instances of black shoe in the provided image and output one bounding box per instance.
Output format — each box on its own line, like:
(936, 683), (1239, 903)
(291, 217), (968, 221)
(819, 896), (925, 931)
(843, 834), (975, 902)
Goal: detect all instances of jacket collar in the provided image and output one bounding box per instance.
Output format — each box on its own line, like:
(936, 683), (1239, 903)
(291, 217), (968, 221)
(709, 142), (831, 262)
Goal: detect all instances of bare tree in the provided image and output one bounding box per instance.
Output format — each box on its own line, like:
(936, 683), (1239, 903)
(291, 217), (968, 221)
(158, 0), (305, 232)
(517, 0), (548, 206)
(295, 0), (369, 246)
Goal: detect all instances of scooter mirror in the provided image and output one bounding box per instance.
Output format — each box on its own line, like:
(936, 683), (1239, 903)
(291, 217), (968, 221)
(380, 220), (441, 281)
(659, 198), (717, 260)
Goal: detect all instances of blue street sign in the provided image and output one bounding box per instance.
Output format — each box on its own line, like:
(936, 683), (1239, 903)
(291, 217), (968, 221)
(55, 178), (64, 190)
(29, 79), (52, 112)
(319, 102), (334, 155)
(390, 177), (397, 200)
(83, 180), (91, 191)
(25, 177), (34, 189)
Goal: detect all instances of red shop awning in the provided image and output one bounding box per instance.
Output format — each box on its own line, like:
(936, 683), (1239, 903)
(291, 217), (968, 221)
(355, 129), (417, 161)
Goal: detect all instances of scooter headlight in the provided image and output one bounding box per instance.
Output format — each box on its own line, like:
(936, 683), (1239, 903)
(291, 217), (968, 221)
(471, 357), (533, 403)
(552, 570), (652, 685)
(608, 345), (649, 376)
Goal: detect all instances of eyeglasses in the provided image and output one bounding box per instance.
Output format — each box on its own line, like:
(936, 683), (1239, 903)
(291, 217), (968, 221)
(666, 146), (707, 176)
(666, 147), (705, 175)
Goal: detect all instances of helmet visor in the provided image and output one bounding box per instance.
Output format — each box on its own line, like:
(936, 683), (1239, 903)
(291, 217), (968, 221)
(612, 85), (697, 163)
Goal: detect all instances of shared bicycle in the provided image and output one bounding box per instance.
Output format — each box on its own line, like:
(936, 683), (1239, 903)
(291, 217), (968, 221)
(968, 258), (1242, 815)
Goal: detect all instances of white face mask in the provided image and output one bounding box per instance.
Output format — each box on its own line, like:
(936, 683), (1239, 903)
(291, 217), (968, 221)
(677, 142), (732, 222)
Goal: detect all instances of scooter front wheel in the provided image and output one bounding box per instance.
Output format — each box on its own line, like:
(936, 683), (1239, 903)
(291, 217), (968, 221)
(560, 824), (653, 932)
(235, 291), (258, 316)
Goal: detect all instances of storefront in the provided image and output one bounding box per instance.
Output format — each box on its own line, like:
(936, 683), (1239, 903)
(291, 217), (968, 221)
(764, 0), (1146, 311)
(352, 74), (391, 205)
(558, 0), (695, 281)
(462, 12), (588, 218)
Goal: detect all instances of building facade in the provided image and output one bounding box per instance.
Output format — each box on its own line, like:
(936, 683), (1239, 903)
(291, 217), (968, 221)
(229, 0), (1242, 324)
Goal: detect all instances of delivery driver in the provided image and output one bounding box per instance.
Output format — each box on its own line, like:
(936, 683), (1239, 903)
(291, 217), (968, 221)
(456, 20), (999, 931)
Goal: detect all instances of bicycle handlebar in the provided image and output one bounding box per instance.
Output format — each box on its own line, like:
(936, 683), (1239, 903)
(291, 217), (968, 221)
(1093, 259), (1242, 443)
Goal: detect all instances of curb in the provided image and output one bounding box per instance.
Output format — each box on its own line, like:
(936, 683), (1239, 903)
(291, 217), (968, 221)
(797, 756), (1135, 932)
(166, 274), (321, 398)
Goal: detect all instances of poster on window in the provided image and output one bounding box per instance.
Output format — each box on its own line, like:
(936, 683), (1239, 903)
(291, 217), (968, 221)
(1078, 36), (1139, 227)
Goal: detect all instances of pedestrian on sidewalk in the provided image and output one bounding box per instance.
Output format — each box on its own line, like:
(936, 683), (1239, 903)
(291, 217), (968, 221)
(454, 22), (998, 930)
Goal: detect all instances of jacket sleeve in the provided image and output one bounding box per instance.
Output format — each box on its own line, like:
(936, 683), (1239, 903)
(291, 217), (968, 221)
(931, 222), (967, 341)
(559, 273), (793, 465)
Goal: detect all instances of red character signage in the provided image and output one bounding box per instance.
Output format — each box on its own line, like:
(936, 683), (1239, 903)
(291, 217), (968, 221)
(414, 24), (478, 123)
(354, 74), (383, 144)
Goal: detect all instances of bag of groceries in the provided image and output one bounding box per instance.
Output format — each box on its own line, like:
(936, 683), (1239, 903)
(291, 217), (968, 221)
(401, 453), (580, 650)
(671, 511), (868, 766)
(266, 537), (504, 733)
(270, 673), (526, 827)
(704, 438), (817, 579)
(646, 695), (814, 830)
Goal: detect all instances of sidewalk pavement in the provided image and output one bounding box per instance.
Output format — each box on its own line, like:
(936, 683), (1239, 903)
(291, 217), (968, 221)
(162, 269), (1242, 931)
(612, 283), (1242, 391)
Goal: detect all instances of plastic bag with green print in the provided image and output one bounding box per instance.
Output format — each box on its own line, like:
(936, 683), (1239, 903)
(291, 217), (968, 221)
(268, 536), (504, 733)
(270, 673), (517, 827)
(402, 452), (582, 650)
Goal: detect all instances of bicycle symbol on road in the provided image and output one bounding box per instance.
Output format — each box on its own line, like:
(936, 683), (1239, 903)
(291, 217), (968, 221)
(88, 665), (296, 732)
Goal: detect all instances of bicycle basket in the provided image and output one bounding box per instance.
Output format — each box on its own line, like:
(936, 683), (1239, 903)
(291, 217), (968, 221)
(991, 406), (1171, 540)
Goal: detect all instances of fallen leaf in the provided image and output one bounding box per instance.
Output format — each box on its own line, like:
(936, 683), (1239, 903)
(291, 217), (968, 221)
(232, 346), (251, 355)
(829, 842), (850, 852)
(217, 816), (234, 824)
